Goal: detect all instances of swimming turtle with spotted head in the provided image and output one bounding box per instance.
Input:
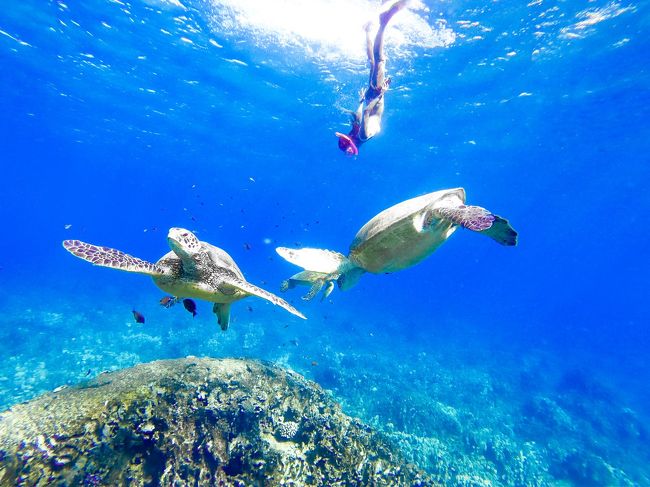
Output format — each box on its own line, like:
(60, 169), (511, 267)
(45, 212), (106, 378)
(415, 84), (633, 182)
(276, 188), (517, 300)
(63, 228), (306, 330)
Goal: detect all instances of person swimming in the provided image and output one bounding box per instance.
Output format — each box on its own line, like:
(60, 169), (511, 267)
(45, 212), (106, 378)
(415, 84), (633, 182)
(336, 0), (409, 155)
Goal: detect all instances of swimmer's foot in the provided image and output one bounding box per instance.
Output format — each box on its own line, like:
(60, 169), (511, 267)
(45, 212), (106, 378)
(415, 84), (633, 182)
(379, 0), (410, 26)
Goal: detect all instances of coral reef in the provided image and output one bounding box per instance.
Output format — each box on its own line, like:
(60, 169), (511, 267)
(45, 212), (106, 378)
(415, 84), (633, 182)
(312, 337), (650, 486)
(0, 357), (433, 486)
(1, 299), (649, 486)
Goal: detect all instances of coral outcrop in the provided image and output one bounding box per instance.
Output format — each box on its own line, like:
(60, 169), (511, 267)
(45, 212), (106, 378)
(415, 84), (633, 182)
(0, 357), (433, 486)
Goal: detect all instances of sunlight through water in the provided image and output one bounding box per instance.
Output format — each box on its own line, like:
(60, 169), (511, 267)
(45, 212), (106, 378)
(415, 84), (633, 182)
(199, 0), (456, 62)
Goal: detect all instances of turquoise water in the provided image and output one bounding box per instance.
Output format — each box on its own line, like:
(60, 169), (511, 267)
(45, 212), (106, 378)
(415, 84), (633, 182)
(1, 0), (649, 484)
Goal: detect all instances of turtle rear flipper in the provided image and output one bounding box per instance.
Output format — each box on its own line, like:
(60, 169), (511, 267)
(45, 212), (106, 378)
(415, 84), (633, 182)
(224, 277), (307, 320)
(62, 240), (166, 276)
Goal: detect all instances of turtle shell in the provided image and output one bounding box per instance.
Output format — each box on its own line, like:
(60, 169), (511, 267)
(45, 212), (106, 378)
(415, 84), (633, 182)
(153, 242), (245, 301)
(348, 188), (465, 273)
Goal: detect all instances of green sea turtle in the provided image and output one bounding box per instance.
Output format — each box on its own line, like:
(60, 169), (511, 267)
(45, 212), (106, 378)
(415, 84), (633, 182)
(276, 188), (517, 300)
(63, 227), (306, 330)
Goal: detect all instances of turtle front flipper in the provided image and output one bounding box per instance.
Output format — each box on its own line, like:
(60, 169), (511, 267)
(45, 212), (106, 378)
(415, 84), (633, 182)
(321, 281), (335, 301)
(275, 247), (349, 274)
(213, 303), (232, 331)
(479, 215), (518, 246)
(429, 206), (518, 246)
(62, 240), (166, 275)
(224, 276), (307, 320)
(303, 280), (324, 301)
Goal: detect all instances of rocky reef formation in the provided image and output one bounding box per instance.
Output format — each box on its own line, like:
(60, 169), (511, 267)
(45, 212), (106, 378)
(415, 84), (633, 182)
(0, 357), (433, 486)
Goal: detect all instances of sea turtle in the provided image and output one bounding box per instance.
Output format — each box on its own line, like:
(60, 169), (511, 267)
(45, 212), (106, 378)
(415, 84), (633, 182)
(276, 188), (517, 300)
(63, 227), (306, 330)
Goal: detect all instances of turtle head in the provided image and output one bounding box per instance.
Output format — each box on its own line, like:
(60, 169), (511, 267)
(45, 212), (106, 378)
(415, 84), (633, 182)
(167, 228), (201, 260)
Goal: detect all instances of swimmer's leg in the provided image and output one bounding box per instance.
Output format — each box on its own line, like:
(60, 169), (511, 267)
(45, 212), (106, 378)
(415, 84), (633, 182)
(370, 0), (409, 90)
(378, 0), (410, 31)
(364, 22), (376, 89)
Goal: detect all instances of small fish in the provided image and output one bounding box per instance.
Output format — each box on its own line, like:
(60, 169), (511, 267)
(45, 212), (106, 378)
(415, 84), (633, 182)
(160, 296), (177, 308)
(289, 339), (299, 347)
(243, 242), (252, 251)
(247, 306), (253, 312)
(85, 369), (91, 377)
(311, 361), (318, 367)
(183, 298), (197, 317)
(132, 310), (145, 324)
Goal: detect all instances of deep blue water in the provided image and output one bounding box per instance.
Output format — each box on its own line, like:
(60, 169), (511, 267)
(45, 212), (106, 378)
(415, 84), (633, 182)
(1, 0), (649, 483)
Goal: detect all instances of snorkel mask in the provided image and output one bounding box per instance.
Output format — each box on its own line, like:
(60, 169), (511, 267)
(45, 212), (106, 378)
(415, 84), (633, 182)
(335, 132), (359, 156)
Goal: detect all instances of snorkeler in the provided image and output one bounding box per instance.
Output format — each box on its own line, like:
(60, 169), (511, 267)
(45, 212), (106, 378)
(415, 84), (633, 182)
(336, 0), (409, 155)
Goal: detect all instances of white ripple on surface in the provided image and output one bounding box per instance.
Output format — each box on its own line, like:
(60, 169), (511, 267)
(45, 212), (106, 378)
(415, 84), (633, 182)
(560, 2), (636, 39)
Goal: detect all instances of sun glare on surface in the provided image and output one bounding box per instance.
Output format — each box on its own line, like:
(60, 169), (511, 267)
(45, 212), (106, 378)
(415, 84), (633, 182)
(203, 0), (456, 62)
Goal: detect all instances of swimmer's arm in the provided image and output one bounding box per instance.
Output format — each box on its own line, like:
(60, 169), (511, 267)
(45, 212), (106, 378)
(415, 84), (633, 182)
(341, 105), (362, 126)
(364, 94), (383, 115)
(352, 100), (364, 125)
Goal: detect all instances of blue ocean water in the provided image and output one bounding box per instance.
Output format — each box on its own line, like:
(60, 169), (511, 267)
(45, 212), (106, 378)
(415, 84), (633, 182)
(1, 0), (649, 484)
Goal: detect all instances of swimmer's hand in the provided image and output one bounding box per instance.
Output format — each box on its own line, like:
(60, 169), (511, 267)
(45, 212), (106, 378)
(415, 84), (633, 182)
(358, 87), (366, 102)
